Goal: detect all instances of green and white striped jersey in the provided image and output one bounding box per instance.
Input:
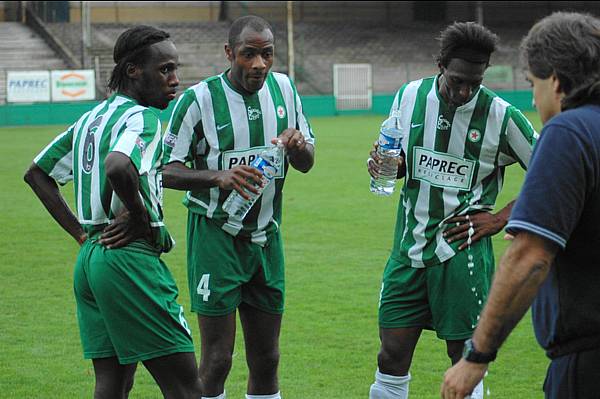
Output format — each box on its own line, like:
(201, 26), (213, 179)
(162, 71), (315, 246)
(34, 93), (173, 253)
(391, 76), (537, 268)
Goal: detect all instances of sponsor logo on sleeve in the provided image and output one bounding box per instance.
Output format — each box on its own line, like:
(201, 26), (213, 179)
(135, 137), (146, 156)
(163, 132), (177, 148)
(412, 147), (474, 190)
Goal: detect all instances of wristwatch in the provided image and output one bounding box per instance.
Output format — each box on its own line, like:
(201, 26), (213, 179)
(462, 338), (497, 363)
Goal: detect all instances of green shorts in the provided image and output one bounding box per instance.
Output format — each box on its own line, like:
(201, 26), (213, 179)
(378, 237), (495, 340)
(74, 240), (195, 364)
(187, 212), (285, 316)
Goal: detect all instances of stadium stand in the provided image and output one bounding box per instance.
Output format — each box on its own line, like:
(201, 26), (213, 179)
(0, 22), (67, 103)
(42, 20), (528, 99)
(0, 1), (545, 103)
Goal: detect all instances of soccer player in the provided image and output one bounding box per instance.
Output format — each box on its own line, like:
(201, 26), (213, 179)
(366, 22), (537, 399)
(23, 26), (202, 399)
(441, 12), (600, 399)
(161, 15), (315, 399)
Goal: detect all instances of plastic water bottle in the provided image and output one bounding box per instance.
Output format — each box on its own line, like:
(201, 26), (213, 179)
(370, 111), (403, 196)
(222, 141), (285, 219)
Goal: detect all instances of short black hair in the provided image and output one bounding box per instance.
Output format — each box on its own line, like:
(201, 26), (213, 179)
(228, 15), (273, 51)
(437, 22), (498, 67)
(521, 12), (600, 110)
(108, 25), (170, 92)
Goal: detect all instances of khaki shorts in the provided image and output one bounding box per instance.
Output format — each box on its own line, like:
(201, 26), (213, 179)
(187, 212), (285, 316)
(378, 237), (495, 340)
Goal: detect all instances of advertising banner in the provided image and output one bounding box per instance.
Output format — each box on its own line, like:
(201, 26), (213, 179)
(51, 70), (96, 101)
(7, 71), (51, 103)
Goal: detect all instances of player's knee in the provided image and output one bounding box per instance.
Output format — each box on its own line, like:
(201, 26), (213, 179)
(378, 340), (404, 364)
(377, 348), (394, 369)
(249, 348), (280, 373)
(377, 345), (410, 375)
(205, 351), (233, 378)
(94, 381), (124, 399)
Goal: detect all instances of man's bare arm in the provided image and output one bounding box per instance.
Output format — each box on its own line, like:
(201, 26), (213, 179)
(473, 231), (557, 352)
(162, 161), (263, 200)
(24, 164), (87, 245)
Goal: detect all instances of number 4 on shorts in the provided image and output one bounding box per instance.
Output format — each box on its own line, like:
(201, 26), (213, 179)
(197, 274), (211, 301)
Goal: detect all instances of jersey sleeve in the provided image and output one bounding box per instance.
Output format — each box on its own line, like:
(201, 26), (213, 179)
(110, 109), (161, 175)
(290, 78), (315, 145)
(162, 89), (203, 164)
(499, 106), (538, 168)
(389, 83), (408, 115)
(33, 123), (76, 185)
(506, 122), (589, 249)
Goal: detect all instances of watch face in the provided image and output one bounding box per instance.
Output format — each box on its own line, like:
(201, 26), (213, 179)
(463, 339), (477, 360)
(462, 339), (497, 363)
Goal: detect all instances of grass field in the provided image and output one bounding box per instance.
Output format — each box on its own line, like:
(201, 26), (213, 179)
(1, 113), (547, 398)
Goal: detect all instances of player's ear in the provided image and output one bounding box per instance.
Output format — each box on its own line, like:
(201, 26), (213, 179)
(225, 43), (234, 62)
(126, 63), (142, 80)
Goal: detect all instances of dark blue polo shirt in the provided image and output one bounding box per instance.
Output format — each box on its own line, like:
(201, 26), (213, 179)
(506, 104), (600, 359)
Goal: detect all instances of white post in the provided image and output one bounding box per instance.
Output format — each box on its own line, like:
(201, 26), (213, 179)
(476, 1), (484, 25)
(287, 1), (295, 81)
(81, 1), (91, 68)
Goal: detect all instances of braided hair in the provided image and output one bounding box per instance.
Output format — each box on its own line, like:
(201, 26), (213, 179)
(108, 25), (170, 92)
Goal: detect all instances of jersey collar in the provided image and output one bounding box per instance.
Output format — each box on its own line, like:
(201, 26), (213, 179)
(221, 69), (264, 98)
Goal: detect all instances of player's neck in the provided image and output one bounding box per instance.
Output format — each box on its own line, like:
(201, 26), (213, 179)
(226, 70), (258, 97)
(118, 88), (144, 107)
(437, 75), (451, 105)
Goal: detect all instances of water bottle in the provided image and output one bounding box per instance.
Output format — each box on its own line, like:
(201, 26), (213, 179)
(370, 111), (403, 196)
(222, 141), (285, 219)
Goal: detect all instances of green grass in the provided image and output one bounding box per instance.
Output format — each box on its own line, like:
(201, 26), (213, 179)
(1, 113), (546, 398)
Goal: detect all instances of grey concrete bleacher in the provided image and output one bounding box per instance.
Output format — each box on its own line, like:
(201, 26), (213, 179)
(0, 22), (67, 104)
(43, 21), (529, 99)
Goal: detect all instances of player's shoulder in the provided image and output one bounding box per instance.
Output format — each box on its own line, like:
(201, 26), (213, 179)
(397, 76), (435, 97)
(268, 71), (295, 88)
(477, 85), (521, 115)
(113, 97), (158, 127)
(183, 78), (212, 98)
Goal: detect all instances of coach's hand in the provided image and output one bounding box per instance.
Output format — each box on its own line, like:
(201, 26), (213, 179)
(441, 359), (488, 399)
(367, 140), (405, 179)
(100, 210), (152, 249)
(443, 211), (506, 250)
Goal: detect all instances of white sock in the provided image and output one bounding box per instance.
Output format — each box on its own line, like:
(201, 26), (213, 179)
(245, 392), (281, 399)
(369, 369), (411, 399)
(202, 392), (226, 399)
(464, 380), (483, 399)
